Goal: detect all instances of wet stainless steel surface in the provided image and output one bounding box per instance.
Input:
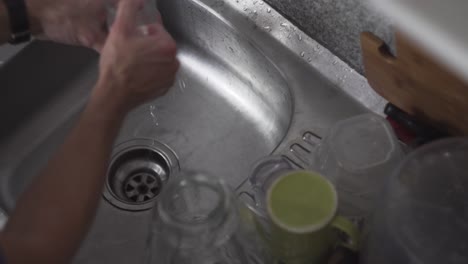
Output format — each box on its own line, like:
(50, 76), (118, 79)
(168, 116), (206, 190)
(0, 0), (386, 263)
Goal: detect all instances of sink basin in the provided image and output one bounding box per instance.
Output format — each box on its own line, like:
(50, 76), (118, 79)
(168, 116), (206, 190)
(117, 0), (293, 189)
(0, 0), (386, 262)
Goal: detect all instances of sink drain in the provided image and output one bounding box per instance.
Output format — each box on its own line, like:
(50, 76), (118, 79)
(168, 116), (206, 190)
(103, 139), (179, 211)
(123, 172), (161, 203)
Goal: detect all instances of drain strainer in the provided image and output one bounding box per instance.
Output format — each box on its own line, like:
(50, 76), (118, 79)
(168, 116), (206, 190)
(123, 172), (161, 203)
(103, 139), (179, 211)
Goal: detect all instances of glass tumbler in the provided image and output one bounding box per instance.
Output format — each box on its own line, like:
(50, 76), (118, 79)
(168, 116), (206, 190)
(237, 156), (359, 264)
(107, 0), (160, 30)
(315, 113), (404, 220)
(146, 171), (256, 264)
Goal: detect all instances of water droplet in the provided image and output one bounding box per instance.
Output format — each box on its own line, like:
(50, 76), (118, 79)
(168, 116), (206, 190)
(179, 79), (186, 92)
(280, 22), (288, 27)
(263, 26), (271, 32)
(300, 51), (305, 57)
(149, 105), (159, 126)
(298, 34), (302, 41)
(267, 7), (271, 13)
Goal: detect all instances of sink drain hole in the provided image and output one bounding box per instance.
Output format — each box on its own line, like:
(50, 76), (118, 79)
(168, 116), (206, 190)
(123, 172), (161, 203)
(103, 140), (179, 211)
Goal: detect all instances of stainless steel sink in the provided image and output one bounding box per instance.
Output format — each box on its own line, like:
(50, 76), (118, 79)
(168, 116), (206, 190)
(0, 0), (386, 263)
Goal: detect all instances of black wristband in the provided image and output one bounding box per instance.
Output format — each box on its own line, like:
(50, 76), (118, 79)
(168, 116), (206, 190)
(3, 0), (31, 44)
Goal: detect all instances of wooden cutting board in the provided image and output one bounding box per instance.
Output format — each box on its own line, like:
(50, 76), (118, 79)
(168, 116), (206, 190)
(361, 32), (468, 136)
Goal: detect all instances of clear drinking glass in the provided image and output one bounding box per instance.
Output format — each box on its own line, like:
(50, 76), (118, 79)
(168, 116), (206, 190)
(146, 171), (257, 264)
(315, 113), (404, 220)
(236, 155), (293, 254)
(107, 0), (160, 29)
(237, 156), (359, 264)
(238, 155), (294, 216)
(361, 138), (468, 264)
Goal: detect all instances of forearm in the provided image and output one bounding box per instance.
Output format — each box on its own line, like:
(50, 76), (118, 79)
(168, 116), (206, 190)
(0, 83), (125, 263)
(0, 0), (179, 260)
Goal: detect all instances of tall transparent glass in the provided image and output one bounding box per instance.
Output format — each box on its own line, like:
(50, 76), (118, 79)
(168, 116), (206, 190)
(146, 171), (258, 264)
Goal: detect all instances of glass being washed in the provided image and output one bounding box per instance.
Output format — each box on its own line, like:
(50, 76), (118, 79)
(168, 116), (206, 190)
(362, 138), (468, 264)
(107, 0), (160, 29)
(146, 171), (261, 264)
(237, 156), (359, 264)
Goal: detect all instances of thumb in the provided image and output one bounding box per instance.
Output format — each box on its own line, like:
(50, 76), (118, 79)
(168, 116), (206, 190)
(113, 0), (143, 35)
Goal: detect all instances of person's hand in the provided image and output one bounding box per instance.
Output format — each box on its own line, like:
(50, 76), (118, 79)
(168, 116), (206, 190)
(89, 0), (179, 116)
(27, 0), (109, 51)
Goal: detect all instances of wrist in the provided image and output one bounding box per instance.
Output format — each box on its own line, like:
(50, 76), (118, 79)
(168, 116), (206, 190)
(88, 79), (130, 122)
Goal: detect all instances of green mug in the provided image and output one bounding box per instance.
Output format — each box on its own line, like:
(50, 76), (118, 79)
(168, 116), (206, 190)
(264, 171), (359, 264)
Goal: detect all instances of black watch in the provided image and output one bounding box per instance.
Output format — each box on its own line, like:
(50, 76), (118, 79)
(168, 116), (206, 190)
(3, 0), (31, 44)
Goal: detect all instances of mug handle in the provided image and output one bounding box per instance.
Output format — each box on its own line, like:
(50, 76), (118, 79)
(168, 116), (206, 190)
(330, 215), (360, 251)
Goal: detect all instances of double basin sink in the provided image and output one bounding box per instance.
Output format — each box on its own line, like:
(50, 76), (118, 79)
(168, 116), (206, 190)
(0, 0), (385, 263)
